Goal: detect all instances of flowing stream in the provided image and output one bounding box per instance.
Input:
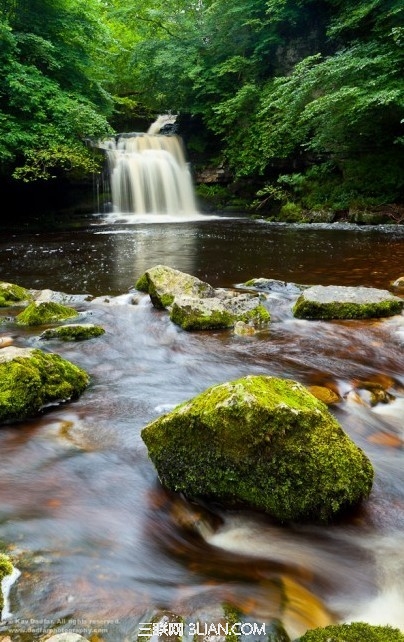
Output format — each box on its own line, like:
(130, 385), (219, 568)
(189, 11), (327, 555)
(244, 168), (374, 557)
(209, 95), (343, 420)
(0, 214), (403, 641)
(1, 118), (404, 639)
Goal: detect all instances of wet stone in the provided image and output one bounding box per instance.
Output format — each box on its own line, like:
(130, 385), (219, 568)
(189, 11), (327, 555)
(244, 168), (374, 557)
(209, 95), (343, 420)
(293, 285), (403, 320)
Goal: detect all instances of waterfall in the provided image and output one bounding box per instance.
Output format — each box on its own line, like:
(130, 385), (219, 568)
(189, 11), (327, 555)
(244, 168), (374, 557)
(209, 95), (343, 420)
(100, 117), (199, 217)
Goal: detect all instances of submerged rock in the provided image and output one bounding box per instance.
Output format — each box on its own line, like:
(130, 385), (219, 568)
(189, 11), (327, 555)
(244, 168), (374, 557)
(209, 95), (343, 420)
(307, 386), (340, 405)
(136, 265), (270, 331)
(40, 323), (105, 341)
(141, 375), (373, 523)
(242, 278), (307, 296)
(293, 285), (403, 320)
(391, 275), (404, 292)
(16, 301), (79, 326)
(0, 281), (33, 307)
(0, 346), (89, 424)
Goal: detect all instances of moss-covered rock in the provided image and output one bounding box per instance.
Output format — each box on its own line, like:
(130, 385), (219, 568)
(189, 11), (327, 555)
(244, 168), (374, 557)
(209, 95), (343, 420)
(135, 265), (215, 309)
(293, 285), (403, 320)
(16, 301), (79, 326)
(170, 295), (270, 331)
(296, 622), (404, 642)
(40, 323), (105, 341)
(0, 346), (89, 424)
(0, 552), (14, 611)
(141, 375), (374, 523)
(0, 281), (33, 307)
(136, 265), (270, 331)
(170, 297), (235, 330)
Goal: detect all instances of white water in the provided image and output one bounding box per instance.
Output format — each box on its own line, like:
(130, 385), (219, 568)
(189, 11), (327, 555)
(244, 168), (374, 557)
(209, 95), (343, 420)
(1, 566), (21, 621)
(100, 117), (199, 217)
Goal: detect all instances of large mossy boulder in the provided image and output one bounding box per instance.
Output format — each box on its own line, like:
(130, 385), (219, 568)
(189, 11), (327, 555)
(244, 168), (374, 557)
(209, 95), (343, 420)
(0, 553), (14, 611)
(16, 301), (79, 326)
(293, 285), (403, 320)
(296, 622), (404, 642)
(0, 346), (89, 424)
(141, 375), (374, 523)
(136, 265), (270, 331)
(0, 281), (32, 307)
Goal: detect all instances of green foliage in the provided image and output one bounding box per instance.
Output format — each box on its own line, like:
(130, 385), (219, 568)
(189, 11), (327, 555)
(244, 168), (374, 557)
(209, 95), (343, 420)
(195, 183), (231, 209)
(279, 202), (308, 222)
(1, 0), (403, 210)
(0, 0), (114, 181)
(118, 0), (403, 209)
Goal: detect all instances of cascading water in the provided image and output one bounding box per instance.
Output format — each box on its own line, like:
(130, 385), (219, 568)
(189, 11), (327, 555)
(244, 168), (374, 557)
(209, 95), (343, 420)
(100, 116), (199, 217)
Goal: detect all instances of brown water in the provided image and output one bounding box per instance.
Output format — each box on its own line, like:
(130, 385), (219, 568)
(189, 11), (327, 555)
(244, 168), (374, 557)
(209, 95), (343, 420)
(0, 215), (404, 641)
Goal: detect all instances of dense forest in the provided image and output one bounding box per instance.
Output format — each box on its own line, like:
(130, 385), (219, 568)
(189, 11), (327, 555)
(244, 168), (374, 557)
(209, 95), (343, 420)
(0, 0), (403, 218)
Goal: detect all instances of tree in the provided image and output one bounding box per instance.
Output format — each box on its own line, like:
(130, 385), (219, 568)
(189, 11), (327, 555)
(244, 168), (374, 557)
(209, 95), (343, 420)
(0, 0), (114, 181)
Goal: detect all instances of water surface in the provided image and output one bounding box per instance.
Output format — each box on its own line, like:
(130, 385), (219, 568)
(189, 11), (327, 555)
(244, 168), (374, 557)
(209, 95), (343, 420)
(0, 215), (403, 640)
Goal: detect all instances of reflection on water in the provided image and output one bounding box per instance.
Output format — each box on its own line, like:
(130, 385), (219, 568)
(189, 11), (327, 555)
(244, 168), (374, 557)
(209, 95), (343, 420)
(0, 217), (403, 640)
(1, 218), (404, 296)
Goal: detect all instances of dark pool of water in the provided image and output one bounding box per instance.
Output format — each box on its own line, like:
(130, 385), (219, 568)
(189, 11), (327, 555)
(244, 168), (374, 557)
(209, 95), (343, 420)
(0, 214), (404, 641)
(1, 215), (404, 295)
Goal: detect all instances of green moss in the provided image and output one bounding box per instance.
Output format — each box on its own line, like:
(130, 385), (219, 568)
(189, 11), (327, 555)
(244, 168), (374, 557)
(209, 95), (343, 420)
(239, 303), (270, 326)
(293, 296), (403, 320)
(16, 301), (79, 326)
(40, 324), (105, 341)
(135, 273), (150, 292)
(297, 622), (404, 641)
(0, 553), (14, 610)
(141, 375), (374, 523)
(0, 282), (32, 307)
(158, 293), (175, 309)
(0, 348), (89, 423)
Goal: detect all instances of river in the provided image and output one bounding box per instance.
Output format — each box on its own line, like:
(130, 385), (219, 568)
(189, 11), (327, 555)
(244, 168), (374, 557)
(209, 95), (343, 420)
(0, 213), (404, 641)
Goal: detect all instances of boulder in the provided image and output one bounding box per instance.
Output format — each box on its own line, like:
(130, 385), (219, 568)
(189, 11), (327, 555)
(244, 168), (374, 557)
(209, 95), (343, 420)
(293, 285), (403, 320)
(141, 375), (373, 523)
(0, 347), (89, 424)
(297, 622), (404, 642)
(170, 292), (270, 331)
(135, 264), (215, 309)
(0, 281), (32, 307)
(40, 323), (105, 341)
(15, 301), (79, 326)
(136, 265), (270, 331)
